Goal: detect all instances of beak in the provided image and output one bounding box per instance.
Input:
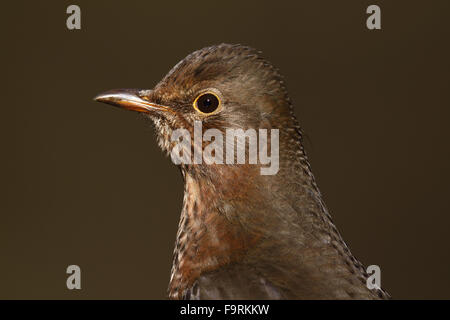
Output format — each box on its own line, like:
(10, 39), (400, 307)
(94, 89), (171, 114)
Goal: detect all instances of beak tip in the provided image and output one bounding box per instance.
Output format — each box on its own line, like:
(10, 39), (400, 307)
(93, 93), (108, 103)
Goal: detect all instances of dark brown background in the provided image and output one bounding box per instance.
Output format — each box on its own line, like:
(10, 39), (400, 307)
(1, 1), (449, 299)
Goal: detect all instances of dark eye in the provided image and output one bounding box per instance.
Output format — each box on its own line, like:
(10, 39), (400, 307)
(194, 93), (221, 114)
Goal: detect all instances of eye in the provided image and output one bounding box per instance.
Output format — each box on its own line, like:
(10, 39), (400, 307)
(193, 92), (221, 114)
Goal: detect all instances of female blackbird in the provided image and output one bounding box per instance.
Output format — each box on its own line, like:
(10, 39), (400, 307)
(95, 44), (389, 300)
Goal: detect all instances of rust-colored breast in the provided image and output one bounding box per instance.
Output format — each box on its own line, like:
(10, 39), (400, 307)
(168, 167), (261, 299)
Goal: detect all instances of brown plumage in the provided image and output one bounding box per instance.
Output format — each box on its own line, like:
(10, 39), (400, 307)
(95, 44), (390, 299)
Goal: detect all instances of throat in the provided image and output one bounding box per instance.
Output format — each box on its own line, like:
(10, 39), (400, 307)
(168, 168), (261, 299)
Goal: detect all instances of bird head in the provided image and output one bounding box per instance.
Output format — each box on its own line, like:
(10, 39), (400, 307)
(95, 44), (301, 177)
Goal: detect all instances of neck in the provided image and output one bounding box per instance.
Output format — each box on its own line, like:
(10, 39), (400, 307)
(168, 130), (386, 299)
(168, 165), (263, 299)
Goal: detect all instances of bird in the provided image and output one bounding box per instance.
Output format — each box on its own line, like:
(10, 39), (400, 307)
(94, 44), (390, 300)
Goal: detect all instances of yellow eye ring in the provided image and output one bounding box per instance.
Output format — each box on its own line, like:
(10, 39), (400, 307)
(193, 92), (222, 115)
